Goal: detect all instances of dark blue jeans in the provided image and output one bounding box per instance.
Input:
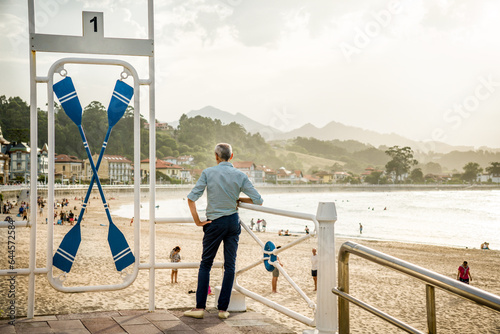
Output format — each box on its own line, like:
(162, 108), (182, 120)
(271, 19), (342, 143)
(196, 213), (241, 311)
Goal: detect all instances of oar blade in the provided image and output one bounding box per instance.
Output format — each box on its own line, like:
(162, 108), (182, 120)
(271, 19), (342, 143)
(108, 80), (134, 128)
(53, 77), (83, 125)
(53, 223), (82, 273)
(108, 222), (135, 271)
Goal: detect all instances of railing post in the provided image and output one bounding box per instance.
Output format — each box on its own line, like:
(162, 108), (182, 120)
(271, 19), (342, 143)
(338, 248), (350, 333)
(315, 202), (337, 334)
(426, 285), (436, 334)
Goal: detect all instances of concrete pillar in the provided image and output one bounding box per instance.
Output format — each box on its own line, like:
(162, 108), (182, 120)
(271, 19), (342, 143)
(315, 202), (337, 334)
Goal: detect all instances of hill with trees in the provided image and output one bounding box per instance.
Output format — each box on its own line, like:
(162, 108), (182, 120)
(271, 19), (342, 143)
(1, 95), (499, 177)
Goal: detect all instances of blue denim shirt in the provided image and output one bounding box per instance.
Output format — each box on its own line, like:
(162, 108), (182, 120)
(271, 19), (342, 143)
(187, 161), (263, 220)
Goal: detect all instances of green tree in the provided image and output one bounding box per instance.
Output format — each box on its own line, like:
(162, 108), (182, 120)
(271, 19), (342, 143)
(462, 162), (482, 183)
(485, 162), (500, 176)
(410, 168), (424, 183)
(364, 171), (383, 185)
(385, 146), (418, 182)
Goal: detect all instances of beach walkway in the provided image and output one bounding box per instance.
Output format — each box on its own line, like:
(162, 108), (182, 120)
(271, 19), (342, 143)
(0, 308), (296, 334)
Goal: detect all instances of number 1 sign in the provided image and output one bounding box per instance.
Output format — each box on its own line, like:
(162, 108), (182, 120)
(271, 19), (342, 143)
(31, 11), (153, 56)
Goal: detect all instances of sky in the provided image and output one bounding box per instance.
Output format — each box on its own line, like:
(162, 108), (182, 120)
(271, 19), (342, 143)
(1, 0), (500, 148)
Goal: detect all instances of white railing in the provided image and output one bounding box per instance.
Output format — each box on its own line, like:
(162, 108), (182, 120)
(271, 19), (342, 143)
(234, 202), (337, 333)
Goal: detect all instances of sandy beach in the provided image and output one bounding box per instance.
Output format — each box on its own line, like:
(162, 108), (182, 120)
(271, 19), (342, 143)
(1, 190), (500, 333)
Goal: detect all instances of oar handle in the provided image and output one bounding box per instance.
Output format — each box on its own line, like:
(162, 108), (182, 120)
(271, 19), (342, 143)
(74, 128), (112, 226)
(77, 126), (115, 226)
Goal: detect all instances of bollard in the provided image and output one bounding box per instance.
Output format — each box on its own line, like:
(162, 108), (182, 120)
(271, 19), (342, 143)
(315, 202), (337, 334)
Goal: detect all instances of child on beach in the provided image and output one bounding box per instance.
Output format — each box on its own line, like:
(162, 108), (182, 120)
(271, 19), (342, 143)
(169, 246), (181, 283)
(272, 246), (283, 293)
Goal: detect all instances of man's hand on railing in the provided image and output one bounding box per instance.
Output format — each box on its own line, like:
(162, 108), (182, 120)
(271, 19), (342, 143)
(237, 197), (262, 205)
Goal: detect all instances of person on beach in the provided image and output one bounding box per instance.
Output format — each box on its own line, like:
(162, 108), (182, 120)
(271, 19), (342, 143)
(311, 248), (318, 291)
(261, 219), (267, 232)
(256, 218), (261, 232)
(305, 226), (309, 234)
(169, 246), (181, 283)
(130, 217), (134, 226)
(250, 218), (255, 230)
(457, 261), (472, 284)
(359, 223), (363, 234)
(184, 143), (263, 320)
(272, 246), (283, 293)
(68, 210), (74, 225)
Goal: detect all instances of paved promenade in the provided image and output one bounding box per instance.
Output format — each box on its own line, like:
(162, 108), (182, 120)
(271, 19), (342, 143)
(0, 308), (296, 334)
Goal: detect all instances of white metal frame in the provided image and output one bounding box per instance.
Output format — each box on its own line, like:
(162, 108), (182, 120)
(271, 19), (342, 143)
(25, 0), (156, 318)
(44, 58), (142, 293)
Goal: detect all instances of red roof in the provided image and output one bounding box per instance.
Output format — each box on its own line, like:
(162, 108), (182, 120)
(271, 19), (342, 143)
(55, 154), (82, 163)
(103, 154), (132, 163)
(141, 158), (182, 169)
(233, 161), (254, 169)
(304, 174), (320, 182)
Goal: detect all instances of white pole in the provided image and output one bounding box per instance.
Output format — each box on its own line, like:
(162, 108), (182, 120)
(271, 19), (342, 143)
(315, 202), (337, 333)
(148, 0), (156, 312)
(27, 0), (36, 319)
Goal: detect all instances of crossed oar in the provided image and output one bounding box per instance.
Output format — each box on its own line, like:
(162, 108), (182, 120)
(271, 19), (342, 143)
(52, 76), (135, 273)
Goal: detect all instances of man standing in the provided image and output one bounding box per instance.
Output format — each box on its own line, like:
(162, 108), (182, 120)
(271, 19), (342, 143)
(184, 143), (263, 320)
(311, 248), (318, 291)
(457, 261), (472, 284)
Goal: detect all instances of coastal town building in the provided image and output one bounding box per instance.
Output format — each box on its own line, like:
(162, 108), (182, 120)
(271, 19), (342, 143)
(84, 154), (133, 184)
(162, 156), (177, 164)
(233, 161), (262, 183)
(143, 122), (174, 132)
(304, 174), (320, 184)
(140, 158), (184, 182)
(8, 142), (31, 182)
(176, 155), (194, 165)
(334, 171), (349, 182)
(0, 127), (10, 184)
(54, 154), (83, 183)
(479, 173), (500, 184)
(314, 171), (334, 183)
(275, 167), (305, 184)
(161, 155), (194, 166)
(180, 169), (193, 183)
(257, 165), (276, 183)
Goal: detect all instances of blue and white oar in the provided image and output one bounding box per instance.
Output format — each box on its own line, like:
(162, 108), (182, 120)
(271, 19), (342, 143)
(52, 77), (135, 272)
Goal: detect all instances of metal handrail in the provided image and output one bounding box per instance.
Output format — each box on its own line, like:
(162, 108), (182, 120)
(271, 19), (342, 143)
(334, 241), (500, 334)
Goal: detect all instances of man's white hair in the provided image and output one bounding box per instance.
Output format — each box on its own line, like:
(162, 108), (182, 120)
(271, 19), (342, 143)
(215, 143), (232, 161)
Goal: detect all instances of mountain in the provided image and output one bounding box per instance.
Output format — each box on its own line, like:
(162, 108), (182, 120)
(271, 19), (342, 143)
(167, 106), (282, 140)
(166, 106), (494, 154)
(274, 121), (475, 153)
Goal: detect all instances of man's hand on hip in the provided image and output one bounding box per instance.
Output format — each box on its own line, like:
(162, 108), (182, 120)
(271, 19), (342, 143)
(196, 219), (212, 227)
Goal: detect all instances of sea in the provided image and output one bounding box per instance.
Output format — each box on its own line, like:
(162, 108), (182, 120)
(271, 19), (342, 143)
(112, 189), (500, 249)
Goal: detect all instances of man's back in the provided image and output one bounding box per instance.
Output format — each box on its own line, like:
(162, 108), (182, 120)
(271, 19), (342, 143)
(188, 161), (262, 221)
